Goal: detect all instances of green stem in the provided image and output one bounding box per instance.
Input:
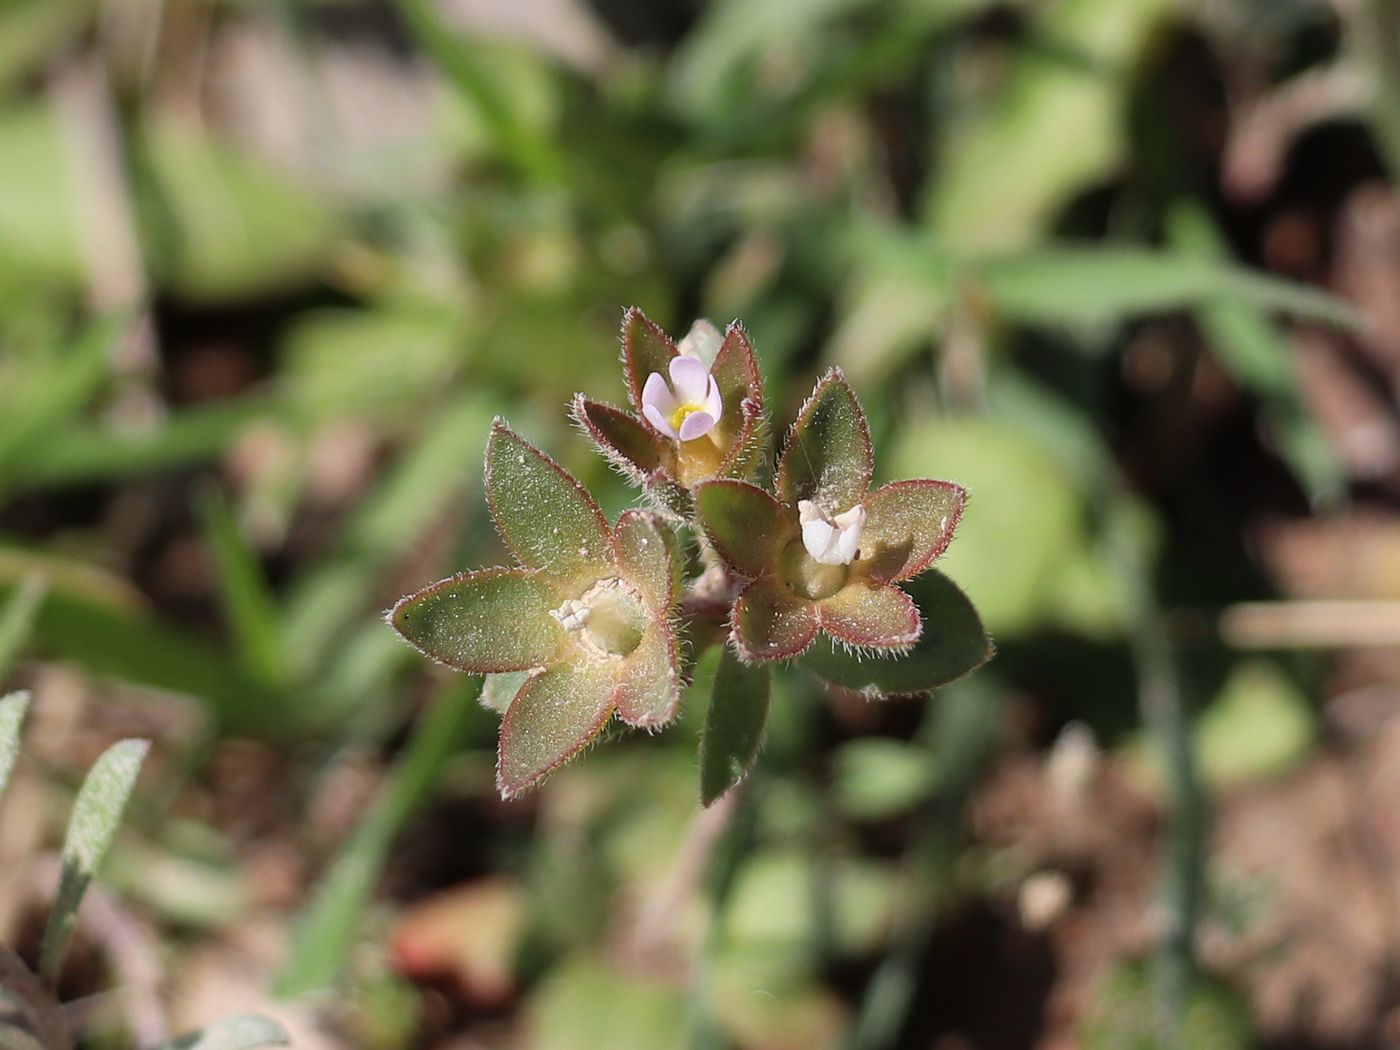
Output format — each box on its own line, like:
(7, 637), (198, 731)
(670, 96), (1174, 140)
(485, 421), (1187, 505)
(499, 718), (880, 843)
(1115, 525), (1204, 1049)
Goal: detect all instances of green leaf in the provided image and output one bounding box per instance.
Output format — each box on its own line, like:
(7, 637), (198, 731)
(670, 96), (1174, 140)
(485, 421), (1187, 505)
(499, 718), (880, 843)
(572, 395), (667, 486)
(709, 323), (766, 454)
(802, 571), (991, 696)
(975, 246), (1359, 330)
(776, 369), (873, 511)
(818, 581), (921, 649)
(612, 617), (681, 729)
(199, 489), (286, 688)
(395, 0), (564, 183)
(528, 960), (687, 1050)
(40, 738), (149, 983)
(611, 510), (676, 613)
(694, 480), (793, 578)
(485, 420), (612, 580)
(732, 579), (820, 662)
(134, 121), (339, 301)
(156, 1014), (289, 1050)
(390, 568), (563, 674)
(700, 648), (771, 806)
(831, 738), (938, 820)
(0, 690), (30, 803)
(861, 480), (966, 583)
(620, 308), (678, 412)
(277, 677), (484, 996)
(0, 314), (122, 499)
(0, 573), (46, 682)
(497, 663), (616, 798)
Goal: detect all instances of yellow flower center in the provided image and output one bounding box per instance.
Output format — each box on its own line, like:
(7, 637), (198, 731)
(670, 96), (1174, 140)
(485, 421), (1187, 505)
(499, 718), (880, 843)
(669, 402), (705, 434)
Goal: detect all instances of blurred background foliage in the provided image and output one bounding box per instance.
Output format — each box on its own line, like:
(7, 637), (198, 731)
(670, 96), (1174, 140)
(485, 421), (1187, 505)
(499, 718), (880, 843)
(2, 0), (1399, 1046)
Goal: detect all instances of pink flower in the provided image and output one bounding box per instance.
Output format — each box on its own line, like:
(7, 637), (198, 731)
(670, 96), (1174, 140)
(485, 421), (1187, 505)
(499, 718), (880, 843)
(641, 355), (723, 442)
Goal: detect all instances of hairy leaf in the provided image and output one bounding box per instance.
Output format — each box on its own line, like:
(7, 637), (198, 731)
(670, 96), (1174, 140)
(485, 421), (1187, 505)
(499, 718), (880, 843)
(613, 617), (681, 728)
(572, 395), (667, 484)
(0, 690), (29, 803)
(390, 569), (562, 674)
(802, 572), (991, 695)
(694, 480), (793, 578)
(485, 421), (611, 579)
(497, 663), (615, 797)
(612, 510), (676, 613)
(709, 322), (764, 449)
(700, 648), (770, 805)
(41, 738), (149, 982)
(732, 579), (819, 662)
(777, 369), (873, 511)
(621, 307), (678, 410)
(860, 480), (967, 583)
(819, 582), (921, 649)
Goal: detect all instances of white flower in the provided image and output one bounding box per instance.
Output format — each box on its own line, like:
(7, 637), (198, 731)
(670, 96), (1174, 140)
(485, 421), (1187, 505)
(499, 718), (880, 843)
(641, 355), (723, 442)
(798, 500), (865, 566)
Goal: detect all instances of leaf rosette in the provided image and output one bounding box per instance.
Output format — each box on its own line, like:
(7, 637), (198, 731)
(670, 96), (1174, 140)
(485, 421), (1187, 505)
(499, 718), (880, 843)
(695, 369), (970, 665)
(389, 420), (682, 798)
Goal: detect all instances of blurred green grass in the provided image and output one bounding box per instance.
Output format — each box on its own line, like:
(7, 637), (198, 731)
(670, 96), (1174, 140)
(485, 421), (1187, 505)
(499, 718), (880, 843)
(0, 0), (1385, 1046)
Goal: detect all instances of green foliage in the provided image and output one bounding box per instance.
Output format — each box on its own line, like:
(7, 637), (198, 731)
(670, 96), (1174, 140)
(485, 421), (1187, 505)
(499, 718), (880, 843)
(0, 690), (30, 803)
(40, 737), (149, 983)
(393, 311), (983, 799)
(700, 649), (771, 806)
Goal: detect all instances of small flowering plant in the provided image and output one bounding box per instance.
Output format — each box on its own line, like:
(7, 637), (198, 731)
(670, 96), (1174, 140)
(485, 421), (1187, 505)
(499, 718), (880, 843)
(390, 308), (991, 802)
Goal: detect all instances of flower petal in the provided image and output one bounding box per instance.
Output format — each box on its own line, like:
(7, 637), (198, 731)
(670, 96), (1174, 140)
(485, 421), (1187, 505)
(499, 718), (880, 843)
(621, 307), (677, 411)
(669, 354), (711, 405)
(486, 420), (613, 579)
(497, 663), (616, 798)
(859, 480), (967, 582)
(819, 582), (921, 649)
(776, 368), (873, 511)
(613, 615), (681, 728)
(390, 568), (563, 673)
(702, 375), (723, 420)
(677, 410), (716, 442)
(612, 509), (677, 613)
(732, 578), (820, 662)
(694, 480), (794, 578)
(642, 371), (679, 415)
(642, 402), (681, 440)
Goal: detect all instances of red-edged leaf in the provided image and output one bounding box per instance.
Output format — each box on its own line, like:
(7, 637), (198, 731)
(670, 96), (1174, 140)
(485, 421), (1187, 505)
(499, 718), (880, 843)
(572, 395), (669, 486)
(776, 369), (873, 512)
(612, 509), (677, 613)
(390, 568), (562, 673)
(496, 663), (615, 798)
(819, 581), (921, 649)
(732, 578), (820, 662)
(485, 420), (611, 580)
(694, 480), (793, 578)
(613, 616), (681, 728)
(710, 322), (764, 449)
(717, 392), (769, 481)
(860, 479), (967, 582)
(620, 307), (677, 411)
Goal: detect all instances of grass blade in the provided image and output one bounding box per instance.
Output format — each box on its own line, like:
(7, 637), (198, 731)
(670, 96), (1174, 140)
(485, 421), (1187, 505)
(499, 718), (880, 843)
(0, 572), (46, 682)
(40, 738), (149, 984)
(0, 690), (31, 803)
(198, 488), (287, 688)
